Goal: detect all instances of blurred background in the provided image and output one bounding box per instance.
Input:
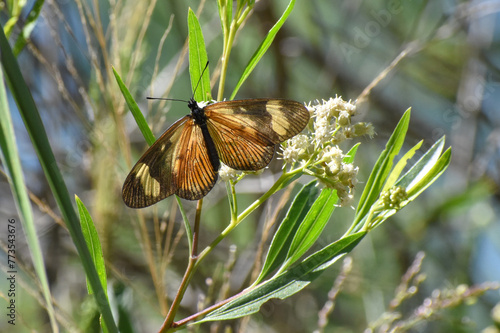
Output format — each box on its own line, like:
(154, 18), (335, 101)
(1, 0), (500, 332)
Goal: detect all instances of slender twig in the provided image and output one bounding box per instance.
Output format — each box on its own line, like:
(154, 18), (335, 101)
(193, 199), (203, 256)
(159, 198), (204, 331)
(159, 256), (197, 332)
(356, 41), (422, 105)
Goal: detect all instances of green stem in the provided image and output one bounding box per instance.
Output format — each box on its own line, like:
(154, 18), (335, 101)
(195, 169), (301, 267)
(217, 3), (252, 100)
(230, 180), (238, 222)
(217, 19), (238, 100)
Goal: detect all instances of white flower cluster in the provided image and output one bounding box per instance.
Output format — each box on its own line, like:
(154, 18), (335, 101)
(316, 145), (359, 207)
(278, 96), (373, 207)
(281, 134), (311, 165)
(311, 97), (356, 146)
(219, 163), (241, 182)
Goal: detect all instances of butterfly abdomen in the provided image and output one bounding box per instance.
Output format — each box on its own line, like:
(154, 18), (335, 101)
(189, 99), (220, 171)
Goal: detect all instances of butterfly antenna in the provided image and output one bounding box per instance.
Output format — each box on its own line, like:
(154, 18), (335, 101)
(146, 97), (189, 103)
(147, 62), (209, 103)
(192, 61), (210, 100)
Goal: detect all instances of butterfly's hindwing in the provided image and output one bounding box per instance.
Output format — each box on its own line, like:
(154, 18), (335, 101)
(204, 99), (309, 170)
(205, 116), (275, 170)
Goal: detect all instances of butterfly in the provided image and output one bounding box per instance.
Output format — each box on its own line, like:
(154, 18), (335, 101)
(122, 97), (310, 208)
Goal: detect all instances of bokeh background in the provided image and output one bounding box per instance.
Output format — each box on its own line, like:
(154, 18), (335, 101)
(1, 0), (500, 332)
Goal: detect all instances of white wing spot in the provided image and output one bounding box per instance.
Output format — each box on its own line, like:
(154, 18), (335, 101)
(269, 102), (289, 137)
(136, 163), (160, 197)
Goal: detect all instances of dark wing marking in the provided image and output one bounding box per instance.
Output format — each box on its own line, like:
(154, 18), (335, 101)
(122, 115), (218, 207)
(204, 99), (309, 170)
(122, 116), (188, 208)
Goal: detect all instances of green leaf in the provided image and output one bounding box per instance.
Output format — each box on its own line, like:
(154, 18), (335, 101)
(256, 181), (320, 284)
(75, 196), (108, 297)
(398, 138), (451, 200)
(343, 142), (360, 164)
(0, 62), (58, 332)
(188, 8), (211, 101)
(76, 196), (109, 333)
(3, 0), (26, 36)
(0, 26), (117, 333)
(230, 0), (296, 99)
(198, 232), (365, 323)
(284, 187), (338, 269)
(13, 0), (45, 55)
(354, 108), (410, 228)
(382, 140), (423, 193)
(112, 66), (156, 146)
(368, 137), (451, 230)
(217, 0), (232, 36)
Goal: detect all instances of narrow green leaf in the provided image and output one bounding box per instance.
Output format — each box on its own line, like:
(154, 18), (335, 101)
(285, 187), (338, 268)
(230, 0), (296, 99)
(188, 8), (211, 101)
(0, 26), (117, 332)
(3, 0), (24, 36)
(75, 196), (108, 297)
(397, 136), (446, 193)
(382, 140), (423, 193)
(112, 66), (155, 146)
(368, 138), (451, 230)
(354, 109), (411, 226)
(0, 64), (58, 332)
(76, 196), (109, 333)
(13, 0), (45, 55)
(198, 232), (365, 323)
(343, 142), (360, 164)
(404, 147), (451, 201)
(256, 181), (320, 283)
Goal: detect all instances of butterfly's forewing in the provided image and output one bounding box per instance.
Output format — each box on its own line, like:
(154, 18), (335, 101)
(122, 116), (217, 207)
(204, 99), (310, 170)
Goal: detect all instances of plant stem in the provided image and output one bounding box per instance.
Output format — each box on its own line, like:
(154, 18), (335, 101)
(159, 256), (196, 332)
(195, 170), (299, 267)
(192, 199), (203, 256)
(172, 286), (250, 328)
(159, 199), (204, 331)
(217, 19), (238, 100)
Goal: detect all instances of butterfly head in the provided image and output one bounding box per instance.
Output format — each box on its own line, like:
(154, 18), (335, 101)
(187, 97), (199, 112)
(188, 98), (209, 125)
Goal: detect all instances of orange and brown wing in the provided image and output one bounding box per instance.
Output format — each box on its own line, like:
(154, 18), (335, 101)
(204, 99), (309, 170)
(173, 118), (219, 200)
(122, 116), (218, 207)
